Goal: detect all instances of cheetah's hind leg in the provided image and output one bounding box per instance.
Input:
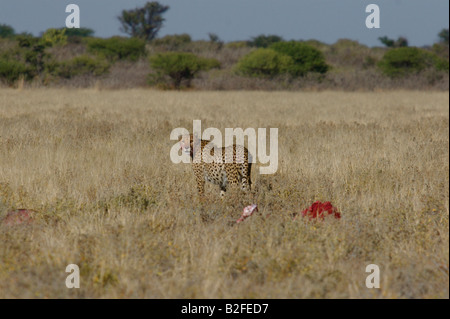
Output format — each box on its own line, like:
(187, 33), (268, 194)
(239, 162), (252, 192)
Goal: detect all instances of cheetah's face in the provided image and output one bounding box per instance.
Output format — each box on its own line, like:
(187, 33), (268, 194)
(179, 135), (192, 155)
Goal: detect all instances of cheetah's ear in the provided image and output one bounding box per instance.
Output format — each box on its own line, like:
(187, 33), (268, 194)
(192, 133), (200, 143)
(178, 133), (189, 142)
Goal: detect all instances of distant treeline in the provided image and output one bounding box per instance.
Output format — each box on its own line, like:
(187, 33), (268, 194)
(0, 23), (448, 90)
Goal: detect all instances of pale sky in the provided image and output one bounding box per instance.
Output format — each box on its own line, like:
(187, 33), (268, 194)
(0, 0), (448, 47)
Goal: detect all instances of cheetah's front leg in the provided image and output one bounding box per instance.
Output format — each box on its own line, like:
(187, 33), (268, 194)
(194, 170), (205, 196)
(239, 163), (252, 192)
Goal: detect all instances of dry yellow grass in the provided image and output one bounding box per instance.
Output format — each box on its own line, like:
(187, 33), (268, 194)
(0, 89), (448, 298)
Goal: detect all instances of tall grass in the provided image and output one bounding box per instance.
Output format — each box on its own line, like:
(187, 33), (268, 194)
(0, 89), (448, 298)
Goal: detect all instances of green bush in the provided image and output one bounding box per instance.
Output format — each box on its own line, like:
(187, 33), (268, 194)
(61, 27), (95, 38)
(422, 50), (449, 72)
(23, 43), (49, 75)
(149, 52), (220, 89)
(432, 43), (449, 60)
(331, 39), (366, 50)
(270, 41), (329, 76)
(378, 47), (424, 77)
(87, 37), (146, 61)
(302, 40), (329, 52)
(225, 41), (248, 49)
(57, 55), (110, 79)
(58, 28), (95, 44)
(151, 34), (191, 50)
(438, 28), (449, 45)
(433, 56), (449, 72)
(0, 58), (33, 85)
(15, 33), (39, 48)
(1, 35), (50, 80)
(4, 40), (48, 76)
(235, 48), (294, 78)
(0, 24), (15, 38)
(41, 28), (68, 47)
(247, 35), (284, 48)
(378, 47), (448, 77)
(378, 36), (408, 48)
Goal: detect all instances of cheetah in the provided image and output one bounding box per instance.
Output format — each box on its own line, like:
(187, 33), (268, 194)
(179, 134), (252, 197)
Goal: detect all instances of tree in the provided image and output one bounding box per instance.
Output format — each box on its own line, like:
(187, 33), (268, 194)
(378, 47), (432, 77)
(0, 24), (15, 38)
(395, 37), (408, 48)
(118, 1), (169, 41)
(270, 41), (329, 76)
(235, 49), (294, 78)
(378, 36), (408, 48)
(438, 28), (449, 45)
(40, 28), (68, 47)
(378, 36), (395, 47)
(149, 52), (220, 89)
(247, 34), (284, 48)
(62, 27), (95, 38)
(432, 29), (449, 60)
(87, 37), (146, 61)
(208, 33), (223, 50)
(208, 33), (221, 44)
(0, 59), (32, 85)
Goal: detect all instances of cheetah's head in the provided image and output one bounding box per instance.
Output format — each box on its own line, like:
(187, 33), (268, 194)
(179, 134), (193, 155)
(179, 134), (201, 159)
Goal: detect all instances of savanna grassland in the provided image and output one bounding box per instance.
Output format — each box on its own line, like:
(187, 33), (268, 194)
(0, 89), (448, 298)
